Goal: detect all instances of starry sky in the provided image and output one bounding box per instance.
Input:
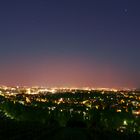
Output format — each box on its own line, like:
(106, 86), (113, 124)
(0, 0), (140, 88)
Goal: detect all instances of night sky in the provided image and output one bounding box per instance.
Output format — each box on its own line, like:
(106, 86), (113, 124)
(0, 0), (140, 88)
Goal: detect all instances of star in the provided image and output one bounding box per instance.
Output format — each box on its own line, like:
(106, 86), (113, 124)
(124, 9), (128, 13)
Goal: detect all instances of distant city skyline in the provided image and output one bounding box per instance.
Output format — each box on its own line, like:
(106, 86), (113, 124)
(0, 0), (140, 88)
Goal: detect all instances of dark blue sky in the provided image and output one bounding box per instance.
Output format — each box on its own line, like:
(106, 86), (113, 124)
(0, 0), (140, 88)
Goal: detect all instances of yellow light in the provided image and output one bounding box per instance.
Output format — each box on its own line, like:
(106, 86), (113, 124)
(123, 120), (128, 125)
(116, 109), (122, 112)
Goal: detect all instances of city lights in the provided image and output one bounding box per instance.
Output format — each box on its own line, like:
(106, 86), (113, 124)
(0, 85), (139, 135)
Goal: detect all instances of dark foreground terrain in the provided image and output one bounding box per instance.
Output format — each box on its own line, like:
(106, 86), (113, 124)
(0, 88), (139, 139)
(0, 119), (139, 140)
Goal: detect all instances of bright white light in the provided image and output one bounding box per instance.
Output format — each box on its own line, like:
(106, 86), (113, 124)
(123, 120), (128, 125)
